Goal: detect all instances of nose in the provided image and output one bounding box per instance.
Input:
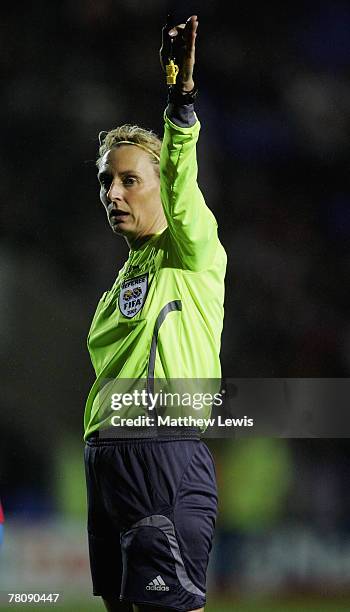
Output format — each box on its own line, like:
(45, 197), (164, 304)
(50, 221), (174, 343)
(106, 179), (123, 203)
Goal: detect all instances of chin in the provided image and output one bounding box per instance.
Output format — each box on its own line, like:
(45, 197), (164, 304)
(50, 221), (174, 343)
(110, 225), (135, 242)
(109, 222), (126, 235)
(111, 226), (123, 235)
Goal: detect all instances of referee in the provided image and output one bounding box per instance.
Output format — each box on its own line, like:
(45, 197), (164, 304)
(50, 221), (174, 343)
(84, 15), (226, 612)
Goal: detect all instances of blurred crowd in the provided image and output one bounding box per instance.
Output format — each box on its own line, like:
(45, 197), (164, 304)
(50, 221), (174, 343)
(1, 0), (350, 554)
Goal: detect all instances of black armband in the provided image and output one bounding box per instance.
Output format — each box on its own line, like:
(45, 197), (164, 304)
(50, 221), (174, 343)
(167, 85), (198, 106)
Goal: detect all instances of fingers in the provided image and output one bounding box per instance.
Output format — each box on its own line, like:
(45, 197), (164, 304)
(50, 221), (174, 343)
(160, 15), (198, 90)
(186, 14), (199, 38)
(169, 14), (198, 39)
(168, 24), (185, 38)
(168, 15), (198, 63)
(185, 16), (198, 58)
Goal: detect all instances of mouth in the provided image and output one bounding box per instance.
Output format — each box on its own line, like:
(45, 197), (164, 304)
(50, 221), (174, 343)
(109, 210), (130, 223)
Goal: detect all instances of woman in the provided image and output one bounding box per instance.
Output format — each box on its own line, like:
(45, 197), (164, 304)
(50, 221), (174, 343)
(84, 15), (226, 612)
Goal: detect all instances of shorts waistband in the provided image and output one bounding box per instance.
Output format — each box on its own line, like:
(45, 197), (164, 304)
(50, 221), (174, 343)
(86, 425), (201, 444)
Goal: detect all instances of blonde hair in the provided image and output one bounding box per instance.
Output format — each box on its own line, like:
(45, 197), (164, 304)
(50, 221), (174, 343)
(97, 125), (162, 174)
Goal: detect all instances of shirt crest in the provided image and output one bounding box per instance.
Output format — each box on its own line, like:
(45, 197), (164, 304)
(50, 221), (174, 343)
(118, 273), (148, 318)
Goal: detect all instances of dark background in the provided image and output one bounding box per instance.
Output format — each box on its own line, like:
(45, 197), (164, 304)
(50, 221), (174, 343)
(1, 0), (350, 602)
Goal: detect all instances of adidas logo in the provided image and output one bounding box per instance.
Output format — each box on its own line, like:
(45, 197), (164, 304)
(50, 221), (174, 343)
(146, 575), (170, 591)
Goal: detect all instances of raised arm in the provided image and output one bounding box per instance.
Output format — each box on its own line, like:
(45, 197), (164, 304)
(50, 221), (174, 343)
(159, 15), (219, 272)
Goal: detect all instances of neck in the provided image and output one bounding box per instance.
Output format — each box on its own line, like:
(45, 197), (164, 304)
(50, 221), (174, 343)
(126, 224), (167, 250)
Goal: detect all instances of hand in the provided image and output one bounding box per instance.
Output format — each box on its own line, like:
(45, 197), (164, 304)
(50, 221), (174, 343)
(160, 15), (198, 92)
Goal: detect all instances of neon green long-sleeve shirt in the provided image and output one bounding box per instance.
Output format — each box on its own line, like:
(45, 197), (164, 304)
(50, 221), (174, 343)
(84, 110), (227, 439)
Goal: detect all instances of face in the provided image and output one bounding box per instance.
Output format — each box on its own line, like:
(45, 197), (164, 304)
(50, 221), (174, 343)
(97, 145), (165, 245)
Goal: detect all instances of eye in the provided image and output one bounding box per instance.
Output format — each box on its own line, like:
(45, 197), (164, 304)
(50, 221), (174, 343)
(123, 176), (137, 186)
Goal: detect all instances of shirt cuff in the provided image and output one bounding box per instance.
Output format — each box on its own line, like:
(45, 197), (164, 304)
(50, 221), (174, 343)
(165, 103), (196, 128)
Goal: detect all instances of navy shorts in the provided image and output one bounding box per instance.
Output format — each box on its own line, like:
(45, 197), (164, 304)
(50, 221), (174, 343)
(84, 436), (217, 611)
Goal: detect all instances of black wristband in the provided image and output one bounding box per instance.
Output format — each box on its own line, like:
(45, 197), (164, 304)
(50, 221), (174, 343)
(167, 85), (198, 106)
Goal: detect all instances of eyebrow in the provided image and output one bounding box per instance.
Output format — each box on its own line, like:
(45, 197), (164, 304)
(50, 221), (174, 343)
(97, 169), (139, 179)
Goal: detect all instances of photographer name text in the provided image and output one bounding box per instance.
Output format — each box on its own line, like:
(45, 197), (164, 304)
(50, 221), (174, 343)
(110, 415), (254, 428)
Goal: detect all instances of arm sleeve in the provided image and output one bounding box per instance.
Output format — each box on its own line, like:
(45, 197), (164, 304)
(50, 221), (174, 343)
(160, 106), (219, 272)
